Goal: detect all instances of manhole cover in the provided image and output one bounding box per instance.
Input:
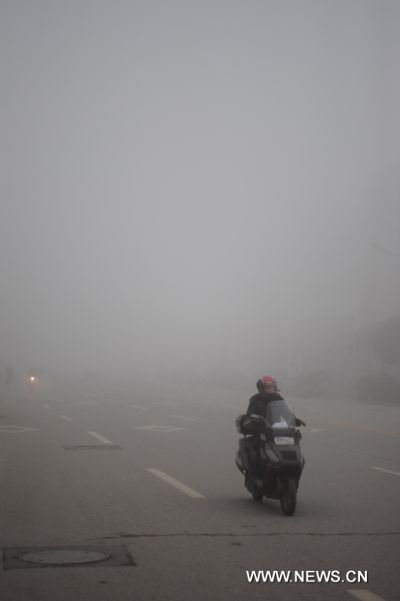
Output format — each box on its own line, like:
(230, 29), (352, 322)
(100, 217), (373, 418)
(19, 549), (110, 565)
(4, 545), (135, 570)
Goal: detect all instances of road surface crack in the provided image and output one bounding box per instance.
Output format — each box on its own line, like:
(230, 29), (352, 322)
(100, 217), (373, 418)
(103, 531), (400, 539)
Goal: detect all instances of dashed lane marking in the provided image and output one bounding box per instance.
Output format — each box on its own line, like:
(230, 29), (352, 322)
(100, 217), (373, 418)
(318, 421), (400, 437)
(0, 426), (38, 433)
(133, 425), (184, 432)
(88, 431), (115, 445)
(147, 468), (205, 499)
(171, 415), (195, 422)
(370, 466), (400, 478)
(42, 404), (51, 410)
(131, 404), (146, 410)
(59, 415), (73, 422)
(152, 401), (182, 407)
(348, 589), (387, 601)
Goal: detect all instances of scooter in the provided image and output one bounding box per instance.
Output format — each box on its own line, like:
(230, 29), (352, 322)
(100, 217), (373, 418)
(235, 400), (305, 516)
(27, 373), (38, 393)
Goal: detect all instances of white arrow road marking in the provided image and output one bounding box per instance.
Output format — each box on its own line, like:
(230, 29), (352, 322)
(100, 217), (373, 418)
(147, 468), (205, 499)
(348, 589), (387, 601)
(171, 415), (195, 422)
(0, 426), (38, 433)
(59, 415), (73, 422)
(88, 431), (115, 445)
(133, 425), (184, 432)
(370, 466), (400, 477)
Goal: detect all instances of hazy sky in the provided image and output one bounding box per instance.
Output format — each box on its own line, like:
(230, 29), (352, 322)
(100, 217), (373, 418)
(1, 1), (399, 377)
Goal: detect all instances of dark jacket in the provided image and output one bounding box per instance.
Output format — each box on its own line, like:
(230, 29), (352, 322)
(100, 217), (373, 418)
(246, 392), (305, 427)
(246, 392), (283, 417)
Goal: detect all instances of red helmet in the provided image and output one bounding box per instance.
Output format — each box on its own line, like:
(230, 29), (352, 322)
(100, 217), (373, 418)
(257, 375), (278, 394)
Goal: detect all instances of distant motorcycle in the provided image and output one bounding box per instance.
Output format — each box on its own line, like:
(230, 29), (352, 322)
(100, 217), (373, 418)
(235, 399), (305, 516)
(27, 373), (38, 393)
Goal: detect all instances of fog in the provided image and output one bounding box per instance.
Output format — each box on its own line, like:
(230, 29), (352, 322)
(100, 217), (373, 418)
(1, 1), (399, 399)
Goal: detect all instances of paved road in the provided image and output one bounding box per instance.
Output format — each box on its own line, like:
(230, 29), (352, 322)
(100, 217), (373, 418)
(0, 386), (399, 601)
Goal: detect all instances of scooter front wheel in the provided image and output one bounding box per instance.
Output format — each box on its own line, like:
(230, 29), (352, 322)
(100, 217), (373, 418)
(252, 490), (263, 503)
(280, 477), (297, 516)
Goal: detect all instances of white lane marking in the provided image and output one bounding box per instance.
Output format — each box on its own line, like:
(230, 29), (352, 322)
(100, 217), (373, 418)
(131, 404), (146, 410)
(303, 427), (324, 433)
(42, 404), (51, 410)
(133, 425), (184, 432)
(171, 415), (195, 422)
(370, 466), (400, 478)
(348, 589), (387, 601)
(0, 426), (38, 433)
(88, 431), (115, 445)
(59, 415), (73, 422)
(152, 401), (182, 407)
(147, 468), (205, 499)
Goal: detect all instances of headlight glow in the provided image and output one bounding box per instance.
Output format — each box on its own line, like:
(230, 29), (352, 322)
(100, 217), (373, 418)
(274, 436), (295, 445)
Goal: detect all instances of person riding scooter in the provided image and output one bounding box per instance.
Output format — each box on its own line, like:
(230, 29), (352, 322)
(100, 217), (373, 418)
(235, 376), (306, 514)
(240, 375), (305, 478)
(247, 376), (306, 427)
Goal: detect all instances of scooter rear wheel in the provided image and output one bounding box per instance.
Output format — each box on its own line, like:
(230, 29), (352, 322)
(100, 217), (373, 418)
(280, 477), (297, 516)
